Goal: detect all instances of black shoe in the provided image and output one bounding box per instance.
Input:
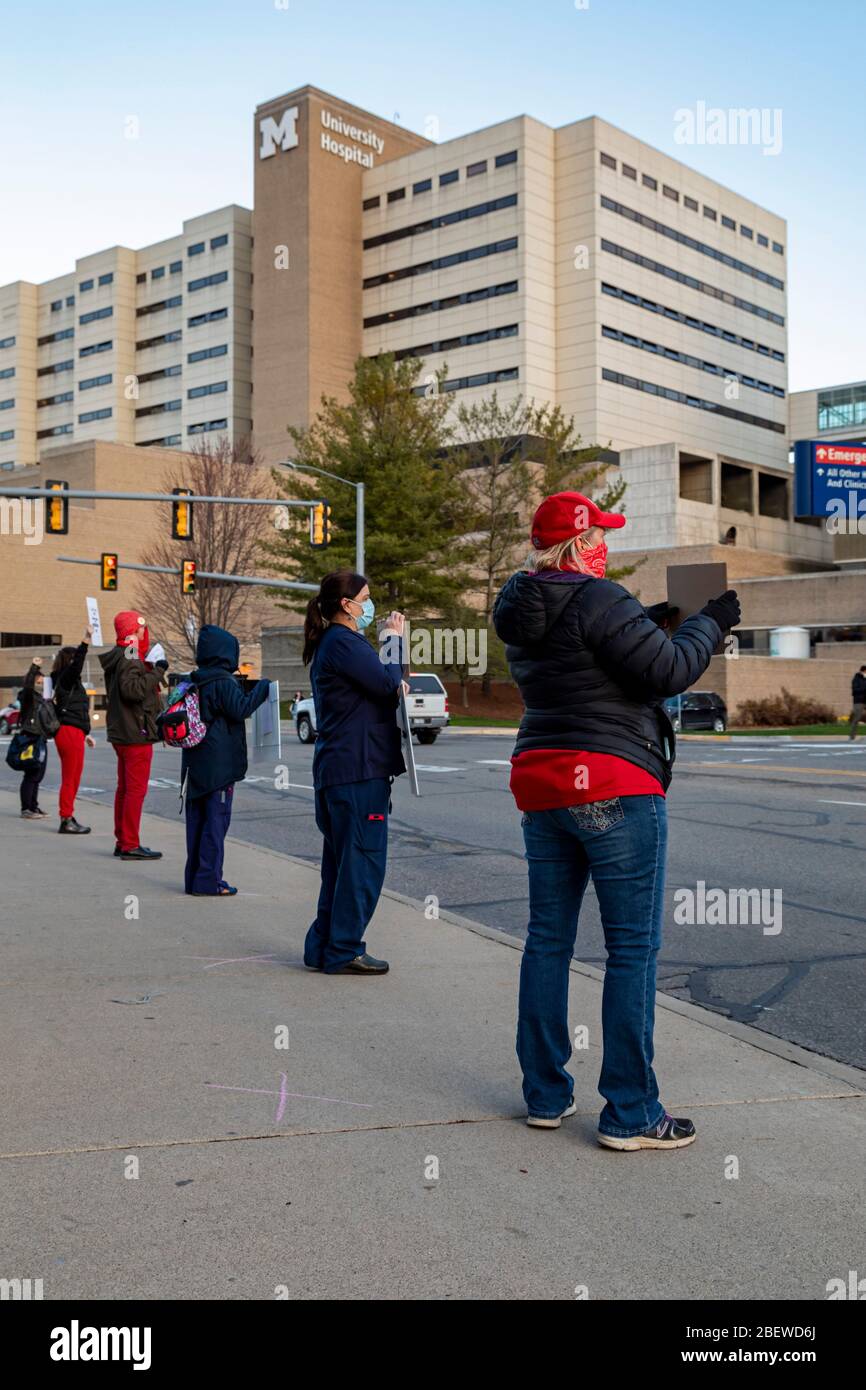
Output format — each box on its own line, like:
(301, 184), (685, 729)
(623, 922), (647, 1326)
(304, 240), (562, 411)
(59, 817), (91, 835)
(598, 1113), (697, 1151)
(120, 846), (163, 860)
(331, 953), (389, 975)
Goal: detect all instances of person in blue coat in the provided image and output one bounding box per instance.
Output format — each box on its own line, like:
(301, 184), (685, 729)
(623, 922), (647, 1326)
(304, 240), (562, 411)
(182, 624), (270, 896)
(303, 570), (406, 975)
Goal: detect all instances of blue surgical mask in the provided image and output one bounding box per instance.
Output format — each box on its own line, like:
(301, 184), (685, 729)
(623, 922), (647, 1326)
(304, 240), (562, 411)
(354, 597), (375, 631)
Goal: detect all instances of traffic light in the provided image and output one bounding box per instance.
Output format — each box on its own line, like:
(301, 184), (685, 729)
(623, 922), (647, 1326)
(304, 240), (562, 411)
(309, 499), (331, 548)
(181, 560), (197, 595)
(45, 479), (69, 535)
(172, 487), (194, 540)
(101, 552), (118, 591)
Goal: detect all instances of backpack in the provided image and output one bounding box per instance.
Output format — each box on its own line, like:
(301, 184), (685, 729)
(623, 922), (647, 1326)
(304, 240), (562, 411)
(36, 699), (61, 739)
(6, 732), (46, 771)
(157, 680), (207, 748)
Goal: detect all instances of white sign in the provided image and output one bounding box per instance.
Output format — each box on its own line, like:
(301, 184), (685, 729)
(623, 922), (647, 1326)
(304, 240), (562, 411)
(86, 596), (103, 647)
(320, 109), (383, 167)
(259, 106), (299, 159)
(397, 686), (421, 797)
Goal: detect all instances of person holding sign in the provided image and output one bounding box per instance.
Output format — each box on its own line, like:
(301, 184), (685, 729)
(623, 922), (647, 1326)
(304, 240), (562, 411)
(302, 571), (405, 975)
(51, 625), (97, 834)
(99, 612), (169, 860)
(493, 491), (740, 1151)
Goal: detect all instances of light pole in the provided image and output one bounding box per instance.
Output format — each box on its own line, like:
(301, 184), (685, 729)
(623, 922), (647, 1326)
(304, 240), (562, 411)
(280, 461), (365, 575)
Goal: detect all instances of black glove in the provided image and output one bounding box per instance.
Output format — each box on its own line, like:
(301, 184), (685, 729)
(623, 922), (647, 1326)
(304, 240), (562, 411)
(645, 601), (679, 629)
(701, 589), (741, 631)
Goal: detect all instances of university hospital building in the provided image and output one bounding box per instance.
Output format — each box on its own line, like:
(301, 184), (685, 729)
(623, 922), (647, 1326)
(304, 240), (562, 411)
(0, 86), (864, 713)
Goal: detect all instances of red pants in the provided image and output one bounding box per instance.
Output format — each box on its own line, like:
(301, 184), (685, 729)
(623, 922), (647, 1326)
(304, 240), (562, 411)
(113, 743), (153, 851)
(55, 724), (86, 819)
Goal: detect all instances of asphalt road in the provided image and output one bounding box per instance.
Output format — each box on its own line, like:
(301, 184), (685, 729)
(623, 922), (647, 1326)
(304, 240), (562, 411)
(3, 727), (865, 1070)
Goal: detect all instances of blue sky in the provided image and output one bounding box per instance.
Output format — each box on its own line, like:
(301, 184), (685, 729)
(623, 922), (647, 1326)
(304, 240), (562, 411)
(2, 0), (863, 392)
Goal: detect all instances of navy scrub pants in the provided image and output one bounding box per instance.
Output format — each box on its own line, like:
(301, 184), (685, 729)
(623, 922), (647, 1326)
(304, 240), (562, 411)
(185, 785), (234, 894)
(305, 777), (390, 972)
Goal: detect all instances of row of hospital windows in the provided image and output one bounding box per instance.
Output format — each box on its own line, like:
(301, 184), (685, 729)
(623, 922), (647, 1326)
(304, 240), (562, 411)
(363, 151), (517, 211)
(45, 237), (231, 310)
(31, 356), (230, 408)
(601, 197), (784, 291)
(363, 230), (785, 331)
(599, 151), (785, 256)
(34, 274), (231, 340)
(28, 413), (230, 441)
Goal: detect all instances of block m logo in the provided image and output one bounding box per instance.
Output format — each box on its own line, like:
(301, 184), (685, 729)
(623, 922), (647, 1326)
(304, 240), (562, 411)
(259, 107), (300, 159)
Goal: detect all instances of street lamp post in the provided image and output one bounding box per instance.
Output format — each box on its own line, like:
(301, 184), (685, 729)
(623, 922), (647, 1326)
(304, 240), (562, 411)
(281, 461), (365, 575)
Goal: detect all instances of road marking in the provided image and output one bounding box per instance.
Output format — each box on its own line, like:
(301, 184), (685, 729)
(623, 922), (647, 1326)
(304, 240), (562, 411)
(739, 758), (770, 763)
(477, 759), (512, 766)
(818, 799), (866, 808)
(78, 785), (106, 793)
(414, 765), (463, 772)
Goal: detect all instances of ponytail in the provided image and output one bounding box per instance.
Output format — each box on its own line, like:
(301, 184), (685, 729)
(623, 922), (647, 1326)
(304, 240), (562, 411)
(302, 570), (368, 665)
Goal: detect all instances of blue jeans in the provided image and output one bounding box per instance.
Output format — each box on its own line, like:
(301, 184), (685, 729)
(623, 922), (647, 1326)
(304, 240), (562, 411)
(305, 777), (390, 972)
(185, 785), (233, 894)
(518, 794), (667, 1137)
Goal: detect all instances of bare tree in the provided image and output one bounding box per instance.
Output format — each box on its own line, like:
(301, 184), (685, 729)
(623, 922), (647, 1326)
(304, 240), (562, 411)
(135, 438), (270, 664)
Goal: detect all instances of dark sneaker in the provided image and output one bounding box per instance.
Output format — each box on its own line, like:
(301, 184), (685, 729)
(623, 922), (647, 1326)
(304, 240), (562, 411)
(330, 953), (389, 975)
(32, 807), (48, 819)
(527, 1099), (577, 1129)
(598, 1113), (696, 1151)
(59, 817), (91, 834)
(21, 809), (39, 820)
(120, 846), (163, 860)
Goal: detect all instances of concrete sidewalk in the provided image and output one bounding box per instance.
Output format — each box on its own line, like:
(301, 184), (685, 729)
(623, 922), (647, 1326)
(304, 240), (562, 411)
(0, 788), (863, 1301)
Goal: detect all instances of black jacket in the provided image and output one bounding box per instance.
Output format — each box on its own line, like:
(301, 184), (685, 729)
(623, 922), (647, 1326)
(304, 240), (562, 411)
(19, 663), (44, 737)
(311, 624), (405, 791)
(181, 625), (270, 799)
(492, 570), (722, 791)
(54, 643), (91, 734)
(852, 672), (866, 703)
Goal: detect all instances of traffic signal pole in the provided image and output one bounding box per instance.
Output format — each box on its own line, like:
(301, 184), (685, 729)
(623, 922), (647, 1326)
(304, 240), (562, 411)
(56, 555), (319, 592)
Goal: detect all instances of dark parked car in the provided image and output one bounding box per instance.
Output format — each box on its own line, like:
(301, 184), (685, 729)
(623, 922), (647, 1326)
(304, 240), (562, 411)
(663, 690), (727, 733)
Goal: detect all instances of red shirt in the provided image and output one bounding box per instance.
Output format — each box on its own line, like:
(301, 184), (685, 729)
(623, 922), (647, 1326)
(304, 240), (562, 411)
(510, 749), (664, 812)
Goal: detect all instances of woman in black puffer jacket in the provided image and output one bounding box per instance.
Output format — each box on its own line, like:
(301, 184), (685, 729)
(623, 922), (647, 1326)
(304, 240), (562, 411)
(492, 491), (740, 1152)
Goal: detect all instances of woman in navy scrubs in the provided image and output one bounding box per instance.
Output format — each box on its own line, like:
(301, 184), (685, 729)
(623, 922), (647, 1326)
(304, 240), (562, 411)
(302, 570), (406, 975)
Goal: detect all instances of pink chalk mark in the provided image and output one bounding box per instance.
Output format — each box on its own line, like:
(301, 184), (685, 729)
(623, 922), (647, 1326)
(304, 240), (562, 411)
(275, 1072), (288, 1124)
(205, 1080), (374, 1114)
(182, 953), (288, 970)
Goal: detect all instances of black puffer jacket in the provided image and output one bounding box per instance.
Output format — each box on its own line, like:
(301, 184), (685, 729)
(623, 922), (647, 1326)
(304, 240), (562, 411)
(492, 570), (721, 791)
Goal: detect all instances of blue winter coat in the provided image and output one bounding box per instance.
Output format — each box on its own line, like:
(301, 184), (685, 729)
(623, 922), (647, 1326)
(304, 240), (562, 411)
(181, 625), (270, 799)
(311, 623), (405, 790)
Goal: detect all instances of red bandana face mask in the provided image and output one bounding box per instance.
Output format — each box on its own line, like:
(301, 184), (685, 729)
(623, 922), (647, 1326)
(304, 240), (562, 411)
(568, 539), (608, 578)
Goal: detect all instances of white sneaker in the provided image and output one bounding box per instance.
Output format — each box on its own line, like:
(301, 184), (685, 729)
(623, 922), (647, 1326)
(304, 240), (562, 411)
(526, 1100), (577, 1129)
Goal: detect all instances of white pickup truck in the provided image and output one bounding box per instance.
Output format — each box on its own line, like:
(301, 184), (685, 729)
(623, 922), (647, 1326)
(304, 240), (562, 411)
(293, 673), (450, 745)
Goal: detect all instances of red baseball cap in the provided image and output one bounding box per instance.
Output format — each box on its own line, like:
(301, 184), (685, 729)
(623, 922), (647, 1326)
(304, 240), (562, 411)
(530, 491), (626, 550)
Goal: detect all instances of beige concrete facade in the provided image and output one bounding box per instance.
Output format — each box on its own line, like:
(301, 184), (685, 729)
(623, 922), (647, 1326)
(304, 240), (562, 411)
(0, 207), (253, 473)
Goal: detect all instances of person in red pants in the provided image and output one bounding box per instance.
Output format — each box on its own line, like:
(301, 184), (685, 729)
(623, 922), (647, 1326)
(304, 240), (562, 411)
(51, 624), (97, 834)
(99, 612), (168, 860)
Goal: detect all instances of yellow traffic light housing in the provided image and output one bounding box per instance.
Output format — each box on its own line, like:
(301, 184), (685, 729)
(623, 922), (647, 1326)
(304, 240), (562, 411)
(45, 479), (69, 535)
(172, 487), (194, 540)
(181, 559), (197, 594)
(101, 552), (118, 591)
(310, 498), (331, 548)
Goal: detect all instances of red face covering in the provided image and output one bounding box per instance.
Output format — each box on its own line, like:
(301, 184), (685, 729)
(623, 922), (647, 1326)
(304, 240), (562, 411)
(564, 539), (608, 578)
